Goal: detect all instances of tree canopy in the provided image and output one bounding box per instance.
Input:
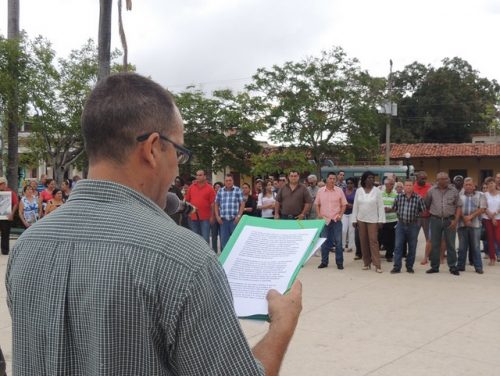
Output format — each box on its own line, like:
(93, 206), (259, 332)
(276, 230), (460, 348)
(175, 88), (266, 176)
(388, 58), (500, 143)
(247, 47), (386, 173)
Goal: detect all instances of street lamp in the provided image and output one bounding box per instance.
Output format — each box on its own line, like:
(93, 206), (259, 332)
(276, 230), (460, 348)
(404, 152), (411, 179)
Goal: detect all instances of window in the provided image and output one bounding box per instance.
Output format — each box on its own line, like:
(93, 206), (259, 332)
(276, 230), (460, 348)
(449, 169), (467, 181)
(480, 170), (493, 185)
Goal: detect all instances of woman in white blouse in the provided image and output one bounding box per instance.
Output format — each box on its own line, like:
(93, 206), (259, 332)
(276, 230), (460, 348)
(482, 176), (500, 265)
(352, 171), (386, 273)
(257, 180), (276, 219)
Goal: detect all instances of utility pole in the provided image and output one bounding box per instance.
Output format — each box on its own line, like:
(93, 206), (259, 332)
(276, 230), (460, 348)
(385, 59), (393, 165)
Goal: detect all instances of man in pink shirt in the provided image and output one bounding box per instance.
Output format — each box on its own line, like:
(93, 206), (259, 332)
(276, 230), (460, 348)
(184, 170), (215, 245)
(315, 172), (347, 269)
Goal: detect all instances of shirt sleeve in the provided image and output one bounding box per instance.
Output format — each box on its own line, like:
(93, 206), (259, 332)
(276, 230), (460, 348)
(11, 191), (18, 206)
(339, 189), (347, 206)
(166, 256), (264, 375)
(209, 187), (216, 204)
(351, 190), (359, 223)
(303, 187), (313, 204)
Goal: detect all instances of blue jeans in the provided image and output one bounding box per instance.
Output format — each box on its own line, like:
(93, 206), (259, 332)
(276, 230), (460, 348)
(321, 220), (343, 266)
(393, 222), (420, 270)
(457, 227), (482, 271)
(188, 219), (211, 244)
(220, 219), (237, 251)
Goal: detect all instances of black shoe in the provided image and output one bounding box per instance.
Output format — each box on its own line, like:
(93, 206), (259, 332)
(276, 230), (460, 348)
(337, 264), (344, 270)
(458, 267), (465, 272)
(386, 257), (393, 262)
(426, 268), (439, 274)
(406, 267), (415, 274)
(354, 255), (362, 260)
(390, 268), (401, 274)
(318, 263), (328, 269)
(476, 269), (484, 274)
(450, 268), (460, 276)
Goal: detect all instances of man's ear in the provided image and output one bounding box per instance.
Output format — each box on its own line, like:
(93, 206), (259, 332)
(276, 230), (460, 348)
(138, 133), (161, 169)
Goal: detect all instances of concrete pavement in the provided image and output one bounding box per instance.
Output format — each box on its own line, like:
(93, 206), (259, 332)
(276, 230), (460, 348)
(2, 233), (500, 375)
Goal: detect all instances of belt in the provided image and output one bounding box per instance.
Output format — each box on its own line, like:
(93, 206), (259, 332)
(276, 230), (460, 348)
(282, 214), (297, 219)
(431, 215), (455, 220)
(401, 220), (418, 224)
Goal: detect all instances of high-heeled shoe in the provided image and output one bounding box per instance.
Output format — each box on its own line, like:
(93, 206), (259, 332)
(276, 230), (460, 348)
(362, 265), (371, 270)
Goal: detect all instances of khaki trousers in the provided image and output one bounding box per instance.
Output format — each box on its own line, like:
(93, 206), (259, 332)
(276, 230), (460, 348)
(358, 221), (381, 269)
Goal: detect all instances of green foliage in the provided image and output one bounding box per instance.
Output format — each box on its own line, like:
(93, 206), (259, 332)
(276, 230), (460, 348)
(175, 88), (266, 175)
(247, 47), (385, 170)
(250, 148), (311, 177)
(389, 58), (500, 143)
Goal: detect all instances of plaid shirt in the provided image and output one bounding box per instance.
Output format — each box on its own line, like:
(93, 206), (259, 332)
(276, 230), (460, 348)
(6, 180), (263, 376)
(392, 192), (427, 224)
(216, 186), (244, 220)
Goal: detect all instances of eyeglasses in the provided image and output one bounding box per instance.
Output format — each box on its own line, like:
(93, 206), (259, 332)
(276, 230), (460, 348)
(136, 132), (192, 164)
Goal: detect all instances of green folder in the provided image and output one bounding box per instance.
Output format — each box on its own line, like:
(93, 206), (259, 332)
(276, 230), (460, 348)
(219, 216), (325, 320)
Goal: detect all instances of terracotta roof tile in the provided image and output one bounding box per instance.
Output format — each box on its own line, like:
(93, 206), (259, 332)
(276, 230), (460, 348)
(382, 143), (500, 159)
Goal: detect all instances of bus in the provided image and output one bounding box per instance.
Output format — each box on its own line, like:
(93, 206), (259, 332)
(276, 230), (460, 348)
(320, 165), (413, 185)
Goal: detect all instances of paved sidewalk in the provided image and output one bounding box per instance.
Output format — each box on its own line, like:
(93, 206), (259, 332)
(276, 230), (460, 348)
(2, 233), (500, 375)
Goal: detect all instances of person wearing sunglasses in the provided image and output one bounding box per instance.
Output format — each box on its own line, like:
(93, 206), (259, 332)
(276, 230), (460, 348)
(6, 73), (301, 376)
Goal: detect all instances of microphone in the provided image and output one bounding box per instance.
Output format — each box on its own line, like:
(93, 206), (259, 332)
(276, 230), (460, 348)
(165, 192), (197, 216)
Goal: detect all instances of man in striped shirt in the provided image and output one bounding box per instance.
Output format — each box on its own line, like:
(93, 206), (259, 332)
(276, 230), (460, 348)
(390, 180), (427, 274)
(215, 174), (245, 250)
(381, 177), (398, 262)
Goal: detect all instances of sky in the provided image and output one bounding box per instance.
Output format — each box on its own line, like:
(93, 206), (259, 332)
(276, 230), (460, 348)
(1, 0), (499, 94)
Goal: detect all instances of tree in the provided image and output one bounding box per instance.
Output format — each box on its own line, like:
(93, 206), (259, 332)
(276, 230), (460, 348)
(6, 0), (20, 189)
(175, 88), (266, 176)
(388, 58), (500, 143)
(248, 47), (384, 175)
(98, 0), (113, 81)
(250, 148), (311, 177)
(118, 0), (132, 71)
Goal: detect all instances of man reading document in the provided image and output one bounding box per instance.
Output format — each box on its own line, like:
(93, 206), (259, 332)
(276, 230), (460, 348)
(6, 73), (301, 375)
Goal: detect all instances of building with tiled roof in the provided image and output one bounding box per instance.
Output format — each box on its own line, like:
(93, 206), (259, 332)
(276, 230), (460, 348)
(382, 143), (500, 184)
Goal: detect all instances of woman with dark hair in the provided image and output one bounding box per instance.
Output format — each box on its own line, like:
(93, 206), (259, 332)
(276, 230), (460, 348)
(342, 177), (357, 252)
(242, 183), (256, 216)
(352, 171), (386, 273)
(45, 189), (65, 215)
(257, 179), (276, 219)
(211, 182), (223, 252)
(61, 179), (72, 201)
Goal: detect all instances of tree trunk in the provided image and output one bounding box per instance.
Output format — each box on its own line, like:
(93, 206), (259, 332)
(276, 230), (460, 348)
(118, 0), (128, 71)
(7, 0), (20, 39)
(6, 0), (20, 191)
(98, 0), (112, 81)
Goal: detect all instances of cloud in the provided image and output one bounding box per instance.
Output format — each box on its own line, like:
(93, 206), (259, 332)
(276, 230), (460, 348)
(127, 0), (334, 91)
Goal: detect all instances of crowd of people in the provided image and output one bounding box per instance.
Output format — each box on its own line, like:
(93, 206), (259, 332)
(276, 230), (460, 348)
(0, 174), (80, 255)
(175, 168), (500, 276)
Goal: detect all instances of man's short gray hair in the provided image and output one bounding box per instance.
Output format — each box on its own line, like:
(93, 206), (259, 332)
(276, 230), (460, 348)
(307, 174), (317, 181)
